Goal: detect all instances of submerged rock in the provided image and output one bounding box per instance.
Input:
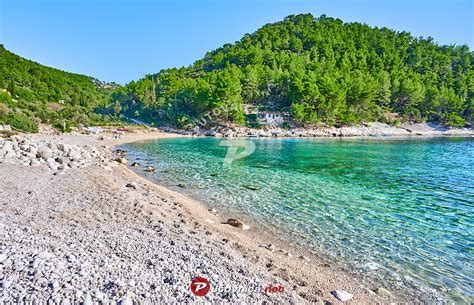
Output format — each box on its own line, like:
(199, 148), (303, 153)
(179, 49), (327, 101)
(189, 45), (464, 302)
(243, 185), (260, 191)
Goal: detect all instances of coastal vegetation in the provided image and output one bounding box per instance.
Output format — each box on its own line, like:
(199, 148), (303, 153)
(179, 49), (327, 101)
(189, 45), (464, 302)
(1, 14), (473, 132)
(0, 45), (118, 132)
(112, 14), (473, 129)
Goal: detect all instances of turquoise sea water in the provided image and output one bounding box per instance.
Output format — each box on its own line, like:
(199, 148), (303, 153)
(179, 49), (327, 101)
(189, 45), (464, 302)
(123, 137), (474, 302)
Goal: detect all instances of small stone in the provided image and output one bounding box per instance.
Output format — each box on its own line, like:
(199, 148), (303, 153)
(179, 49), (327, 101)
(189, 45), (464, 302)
(33, 159), (42, 167)
(32, 259), (41, 268)
(95, 290), (104, 300)
(331, 290), (353, 302)
(130, 162), (140, 167)
(60, 299), (71, 305)
(126, 182), (138, 189)
(1, 279), (11, 289)
(128, 279), (136, 287)
(116, 157), (128, 165)
(299, 255), (310, 261)
(375, 287), (392, 298)
(83, 293), (92, 305)
(115, 278), (126, 287)
(37, 278), (48, 287)
(225, 218), (244, 228)
(66, 254), (75, 263)
(37, 147), (53, 160)
(68, 150), (82, 161)
(0, 254), (7, 263)
(118, 296), (133, 305)
(55, 156), (69, 165)
(146, 166), (155, 172)
(260, 243), (275, 252)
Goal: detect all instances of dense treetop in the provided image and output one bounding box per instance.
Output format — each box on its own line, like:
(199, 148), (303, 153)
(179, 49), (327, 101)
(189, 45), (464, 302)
(114, 13), (473, 128)
(0, 44), (117, 132)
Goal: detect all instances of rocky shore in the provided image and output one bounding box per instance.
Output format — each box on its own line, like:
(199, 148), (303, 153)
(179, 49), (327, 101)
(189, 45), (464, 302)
(0, 135), (109, 171)
(163, 122), (474, 138)
(1, 131), (396, 304)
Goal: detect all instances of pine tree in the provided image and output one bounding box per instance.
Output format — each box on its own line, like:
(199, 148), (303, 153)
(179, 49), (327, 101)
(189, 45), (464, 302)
(8, 76), (15, 96)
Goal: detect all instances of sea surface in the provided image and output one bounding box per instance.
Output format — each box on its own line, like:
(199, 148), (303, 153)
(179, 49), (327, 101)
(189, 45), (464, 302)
(122, 137), (474, 303)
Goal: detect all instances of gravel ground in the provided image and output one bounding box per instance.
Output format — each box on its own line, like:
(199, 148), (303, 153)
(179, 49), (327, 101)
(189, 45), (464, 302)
(0, 132), (391, 304)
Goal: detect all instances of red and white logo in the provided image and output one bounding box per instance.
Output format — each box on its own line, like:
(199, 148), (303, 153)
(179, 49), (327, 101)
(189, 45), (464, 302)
(190, 277), (210, 297)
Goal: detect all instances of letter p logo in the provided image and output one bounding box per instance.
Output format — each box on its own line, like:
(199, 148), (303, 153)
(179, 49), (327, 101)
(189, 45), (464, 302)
(219, 140), (255, 166)
(191, 277), (210, 296)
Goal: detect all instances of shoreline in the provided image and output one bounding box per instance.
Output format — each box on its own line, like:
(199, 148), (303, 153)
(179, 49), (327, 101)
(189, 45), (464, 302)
(160, 121), (474, 139)
(1, 129), (438, 304)
(115, 133), (411, 303)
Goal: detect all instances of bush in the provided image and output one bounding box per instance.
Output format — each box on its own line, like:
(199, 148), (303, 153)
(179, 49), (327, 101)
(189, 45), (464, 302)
(0, 91), (13, 106)
(5, 112), (38, 133)
(0, 103), (10, 116)
(444, 114), (466, 127)
(53, 120), (73, 132)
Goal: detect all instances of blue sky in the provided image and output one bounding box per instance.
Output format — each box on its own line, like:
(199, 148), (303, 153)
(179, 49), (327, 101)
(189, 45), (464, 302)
(1, 0), (473, 84)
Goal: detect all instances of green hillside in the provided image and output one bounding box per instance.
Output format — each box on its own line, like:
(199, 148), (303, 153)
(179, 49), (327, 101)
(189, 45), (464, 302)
(114, 14), (473, 128)
(0, 45), (118, 132)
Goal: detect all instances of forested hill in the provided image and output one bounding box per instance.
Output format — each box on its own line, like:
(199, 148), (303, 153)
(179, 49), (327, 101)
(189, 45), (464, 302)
(114, 13), (473, 128)
(0, 45), (117, 132)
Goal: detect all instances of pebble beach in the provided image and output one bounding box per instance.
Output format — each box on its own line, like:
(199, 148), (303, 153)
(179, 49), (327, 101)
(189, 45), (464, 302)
(1, 129), (400, 304)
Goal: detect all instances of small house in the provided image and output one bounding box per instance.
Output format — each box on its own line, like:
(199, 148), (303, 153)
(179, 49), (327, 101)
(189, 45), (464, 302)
(244, 104), (290, 126)
(257, 112), (289, 126)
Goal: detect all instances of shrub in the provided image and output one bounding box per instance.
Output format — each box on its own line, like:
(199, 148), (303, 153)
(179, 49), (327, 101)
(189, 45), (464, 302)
(53, 120), (73, 132)
(444, 114), (466, 127)
(5, 112), (38, 133)
(0, 103), (10, 116)
(0, 91), (12, 105)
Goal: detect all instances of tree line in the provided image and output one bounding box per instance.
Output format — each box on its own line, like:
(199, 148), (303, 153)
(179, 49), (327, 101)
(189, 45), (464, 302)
(1, 14), (473, 132)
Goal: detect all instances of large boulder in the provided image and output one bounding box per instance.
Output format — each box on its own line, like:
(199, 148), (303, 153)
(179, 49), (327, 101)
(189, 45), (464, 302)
(68, 150), (83, 161)
(36, 146), (53, 160)
(55, 156), (70, 165)
(57, 143), (70, 153)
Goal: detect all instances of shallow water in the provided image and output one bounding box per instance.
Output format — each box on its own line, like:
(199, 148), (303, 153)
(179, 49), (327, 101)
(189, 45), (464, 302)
(123, 137), (474, 302)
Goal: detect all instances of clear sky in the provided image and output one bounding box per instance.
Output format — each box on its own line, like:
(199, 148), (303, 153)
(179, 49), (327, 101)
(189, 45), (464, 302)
(1, 0), (473, 84)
